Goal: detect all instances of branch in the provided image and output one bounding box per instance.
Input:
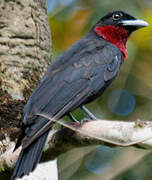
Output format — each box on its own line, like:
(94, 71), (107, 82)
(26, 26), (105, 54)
(43, 119), (152, 160)
(1, 119), (152, 174)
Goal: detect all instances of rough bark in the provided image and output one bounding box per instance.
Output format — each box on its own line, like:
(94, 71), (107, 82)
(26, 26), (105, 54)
(0, 0), (51, 157)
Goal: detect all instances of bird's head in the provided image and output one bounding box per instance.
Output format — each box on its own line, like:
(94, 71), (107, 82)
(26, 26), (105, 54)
(93, 11), (149, 59)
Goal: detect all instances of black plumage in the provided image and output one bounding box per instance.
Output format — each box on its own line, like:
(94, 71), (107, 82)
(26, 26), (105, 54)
(12, 11), (148, 179)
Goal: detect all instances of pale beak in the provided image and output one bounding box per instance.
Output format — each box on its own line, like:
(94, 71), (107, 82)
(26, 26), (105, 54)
(120, 19), (149, 28)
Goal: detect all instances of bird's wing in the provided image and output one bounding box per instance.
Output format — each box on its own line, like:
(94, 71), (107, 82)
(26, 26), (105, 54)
(22, 41), (123, 147)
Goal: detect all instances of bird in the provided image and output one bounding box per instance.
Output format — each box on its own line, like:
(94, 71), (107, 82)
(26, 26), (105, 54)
(12, 11), (149, 179)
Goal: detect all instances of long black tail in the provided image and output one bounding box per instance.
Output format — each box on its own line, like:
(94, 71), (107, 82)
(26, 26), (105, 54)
(11, 130), (49, 180)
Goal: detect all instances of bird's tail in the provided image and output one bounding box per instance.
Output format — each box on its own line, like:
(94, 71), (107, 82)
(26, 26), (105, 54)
(11, 130), (49, 180)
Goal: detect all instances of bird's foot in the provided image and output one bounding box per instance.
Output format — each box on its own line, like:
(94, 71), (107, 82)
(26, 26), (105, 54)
(81, 105), (97, 120)
(68, 113), (80, 123)
(80, 118), (93, 125)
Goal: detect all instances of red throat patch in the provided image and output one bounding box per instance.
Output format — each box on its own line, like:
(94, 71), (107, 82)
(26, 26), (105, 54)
(94, 26), (130, 59)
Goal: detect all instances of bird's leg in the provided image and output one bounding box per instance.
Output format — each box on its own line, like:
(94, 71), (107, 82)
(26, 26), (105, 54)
(81, 105), (97, 120)
(68, 113), (79, 123)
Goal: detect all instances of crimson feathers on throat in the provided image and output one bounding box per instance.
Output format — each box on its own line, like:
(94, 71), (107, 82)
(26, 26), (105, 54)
(94, 26), (130, 59)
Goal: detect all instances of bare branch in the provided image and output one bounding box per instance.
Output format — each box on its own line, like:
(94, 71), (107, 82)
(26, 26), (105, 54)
(1, 119), (152, 174)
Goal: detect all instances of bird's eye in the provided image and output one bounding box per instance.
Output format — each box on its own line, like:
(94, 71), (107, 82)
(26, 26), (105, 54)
(112, 13), (123, 20)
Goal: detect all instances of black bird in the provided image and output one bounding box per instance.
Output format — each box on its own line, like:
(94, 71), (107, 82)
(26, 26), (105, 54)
(12, 11), (149, 179)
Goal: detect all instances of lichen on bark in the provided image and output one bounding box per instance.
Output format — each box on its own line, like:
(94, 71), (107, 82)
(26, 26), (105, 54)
(0, 0), (52, 150)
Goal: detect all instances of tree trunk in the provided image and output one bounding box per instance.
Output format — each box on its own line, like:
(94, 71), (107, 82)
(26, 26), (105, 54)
(0, 0), (51, 159)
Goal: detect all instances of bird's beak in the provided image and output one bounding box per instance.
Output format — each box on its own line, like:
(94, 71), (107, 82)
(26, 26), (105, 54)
(120, 19), (149, 29)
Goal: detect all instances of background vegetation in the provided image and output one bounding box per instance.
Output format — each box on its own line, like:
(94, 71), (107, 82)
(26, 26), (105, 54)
(46, 0), (152, 179)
